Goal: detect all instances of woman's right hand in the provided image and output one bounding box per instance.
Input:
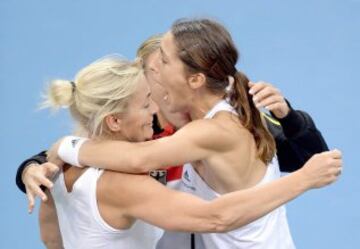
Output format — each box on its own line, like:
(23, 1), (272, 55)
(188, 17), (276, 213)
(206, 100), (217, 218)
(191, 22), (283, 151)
(22, 162), (59, 214)
(299, 149), (343, 189)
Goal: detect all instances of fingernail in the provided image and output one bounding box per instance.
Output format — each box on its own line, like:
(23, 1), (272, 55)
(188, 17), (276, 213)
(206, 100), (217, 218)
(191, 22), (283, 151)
(249, 89), (254, 95)
(253, 97), (258, 102)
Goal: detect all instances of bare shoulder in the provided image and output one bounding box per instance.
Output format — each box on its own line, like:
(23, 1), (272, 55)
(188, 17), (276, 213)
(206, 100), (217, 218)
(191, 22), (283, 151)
(175, 118), (238, 152)
(97, 171), (164, 208)
(213, 112), (253, 139)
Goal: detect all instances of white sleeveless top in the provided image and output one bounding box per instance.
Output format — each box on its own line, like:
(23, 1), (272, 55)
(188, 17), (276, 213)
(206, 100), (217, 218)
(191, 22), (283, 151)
(158, 100), (296, 249)
(51, 167), (163, 249)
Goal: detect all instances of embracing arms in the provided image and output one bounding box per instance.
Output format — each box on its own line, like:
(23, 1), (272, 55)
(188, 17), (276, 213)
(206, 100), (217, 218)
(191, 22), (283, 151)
(101, 150), (341, 232)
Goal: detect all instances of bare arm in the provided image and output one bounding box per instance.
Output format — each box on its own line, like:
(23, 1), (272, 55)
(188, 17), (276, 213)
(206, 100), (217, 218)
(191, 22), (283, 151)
(39, 190), (64, 249)
(100, 150), (341, 233)
(78, 120), (228, 173)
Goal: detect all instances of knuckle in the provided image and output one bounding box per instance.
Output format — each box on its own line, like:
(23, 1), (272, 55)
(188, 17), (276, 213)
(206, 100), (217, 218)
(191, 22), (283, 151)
(326, 158), (333, 165)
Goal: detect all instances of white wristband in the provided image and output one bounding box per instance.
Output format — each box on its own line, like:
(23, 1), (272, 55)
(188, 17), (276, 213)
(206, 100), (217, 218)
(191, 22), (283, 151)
(57, 136), (89, 168)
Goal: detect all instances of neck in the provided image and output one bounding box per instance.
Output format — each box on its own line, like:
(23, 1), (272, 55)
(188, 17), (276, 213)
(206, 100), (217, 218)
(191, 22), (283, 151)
(188, 90), (224, 120)
(156, 111), (170, 128)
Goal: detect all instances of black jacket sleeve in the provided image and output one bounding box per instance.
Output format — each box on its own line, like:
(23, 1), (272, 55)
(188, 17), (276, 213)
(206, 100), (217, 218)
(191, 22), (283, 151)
(15, 150), (48, 193)
(265, 104), (329, 173)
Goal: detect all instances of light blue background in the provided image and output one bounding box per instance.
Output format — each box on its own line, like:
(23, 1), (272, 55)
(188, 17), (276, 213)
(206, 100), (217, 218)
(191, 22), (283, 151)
(1, 1), (359, 248)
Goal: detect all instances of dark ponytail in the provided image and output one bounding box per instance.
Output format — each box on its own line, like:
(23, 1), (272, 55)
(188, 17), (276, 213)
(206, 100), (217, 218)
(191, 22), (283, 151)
(229, 71), (276, 164)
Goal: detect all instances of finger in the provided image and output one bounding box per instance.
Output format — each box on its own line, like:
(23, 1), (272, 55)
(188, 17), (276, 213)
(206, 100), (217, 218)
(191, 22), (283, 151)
(255, 96), (284, 109)
(248, 81), (255, 88)
(335, 167), (342, 177)
(248, 82), (267, 95)
(263, 103), (283, 112)
(31, 184), (48, 202)
(330, 149), (342, 159)
(45, 163), (60, 175)
(38, 175), (54, 189)
(330, 166), (342, 177)
(26, 190), (35, 214)
(321, 150), (342, 161)
(331, 158), (343, 168)
(27, 182), (47, 201)
(252, 86), (276, 103)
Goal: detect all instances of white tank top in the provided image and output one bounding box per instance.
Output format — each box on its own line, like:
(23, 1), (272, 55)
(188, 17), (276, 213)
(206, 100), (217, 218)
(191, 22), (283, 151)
(51, 167), (163, 249)
(158, 100), (296, 249)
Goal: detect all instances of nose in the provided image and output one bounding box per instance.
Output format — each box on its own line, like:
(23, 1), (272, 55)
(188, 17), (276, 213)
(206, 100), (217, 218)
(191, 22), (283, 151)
(150, 65), (159, 74)
(150, 98), (159, 115)
(148, 51), (161, 73)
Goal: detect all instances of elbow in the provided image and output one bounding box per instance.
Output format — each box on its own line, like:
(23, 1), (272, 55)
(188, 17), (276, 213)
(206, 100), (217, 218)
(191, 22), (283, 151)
(42, 241), (63, 249)
(210, 210), (247, 233)
(211, 212), (233, 233)
(129, 156), (149, 173)
(41, 234), (63, 249)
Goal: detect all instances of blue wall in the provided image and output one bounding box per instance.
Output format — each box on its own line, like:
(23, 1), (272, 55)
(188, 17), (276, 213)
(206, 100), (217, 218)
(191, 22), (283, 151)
(1, 1), (359, 248)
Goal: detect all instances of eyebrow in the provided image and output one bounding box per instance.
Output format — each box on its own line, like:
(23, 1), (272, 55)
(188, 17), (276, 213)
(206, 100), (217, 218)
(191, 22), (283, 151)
(160, 46), (169, 60)
(142, 91), (151, 105)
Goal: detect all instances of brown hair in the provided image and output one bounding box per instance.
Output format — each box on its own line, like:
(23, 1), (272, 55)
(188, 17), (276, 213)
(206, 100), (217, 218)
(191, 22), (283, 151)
(171, 18), (276, 164)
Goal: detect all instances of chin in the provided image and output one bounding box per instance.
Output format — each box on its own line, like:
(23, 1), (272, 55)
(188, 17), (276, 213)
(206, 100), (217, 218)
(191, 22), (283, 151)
(144, 130), (154, 141)
(169, 105), (186, 114)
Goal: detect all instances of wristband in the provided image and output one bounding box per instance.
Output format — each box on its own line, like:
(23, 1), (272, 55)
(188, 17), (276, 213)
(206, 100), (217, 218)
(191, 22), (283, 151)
(57, 136), (88, 167)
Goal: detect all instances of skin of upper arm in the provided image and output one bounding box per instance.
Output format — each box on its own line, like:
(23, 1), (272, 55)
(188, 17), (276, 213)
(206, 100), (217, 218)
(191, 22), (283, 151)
(81, 119), (233, 173)
(132, 119), (234, 170)
(98, 171), (220, 233)
(39, 190), (63, 249)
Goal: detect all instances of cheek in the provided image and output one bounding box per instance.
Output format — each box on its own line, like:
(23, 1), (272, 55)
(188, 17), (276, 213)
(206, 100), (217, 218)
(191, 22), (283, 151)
(135, 112), (153, 136)
(122, 112), (145, 131)
(139, 118), (154, 141)
(159, 64), (172, 85)
(168, 77), (186, 99)
(149, 83), (166, 105)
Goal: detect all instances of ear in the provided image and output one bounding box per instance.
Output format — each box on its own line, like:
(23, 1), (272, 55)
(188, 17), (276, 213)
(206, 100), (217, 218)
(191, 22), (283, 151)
(104, 114), (122, 132)
(187, 73), (206, 90)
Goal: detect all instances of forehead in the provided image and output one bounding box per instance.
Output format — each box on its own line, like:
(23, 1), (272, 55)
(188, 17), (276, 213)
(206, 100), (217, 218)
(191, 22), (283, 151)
(160, 32), (177, 58)
(144, 49), (160, 68)
(129, 75), (151, 107)
(131, 74), (150, 100)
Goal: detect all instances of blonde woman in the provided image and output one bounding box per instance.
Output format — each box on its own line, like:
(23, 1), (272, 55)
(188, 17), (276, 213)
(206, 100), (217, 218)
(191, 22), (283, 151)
(38, 56), (340, 249)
